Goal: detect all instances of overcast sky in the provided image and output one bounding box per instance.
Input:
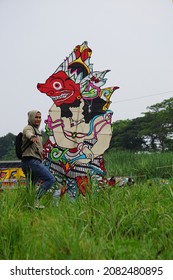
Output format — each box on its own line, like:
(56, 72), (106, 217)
(0, 0), (173, 137)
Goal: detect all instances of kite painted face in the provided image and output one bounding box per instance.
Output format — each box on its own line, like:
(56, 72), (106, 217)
(37, 71), (81, 106)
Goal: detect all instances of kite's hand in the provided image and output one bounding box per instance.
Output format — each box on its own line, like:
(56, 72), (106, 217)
(83, 146), (94, 161)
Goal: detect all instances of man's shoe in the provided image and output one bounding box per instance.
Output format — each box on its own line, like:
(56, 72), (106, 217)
(34, 200), (45, 209)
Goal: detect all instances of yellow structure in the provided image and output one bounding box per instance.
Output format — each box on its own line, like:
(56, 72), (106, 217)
(0, 161), (26, 187)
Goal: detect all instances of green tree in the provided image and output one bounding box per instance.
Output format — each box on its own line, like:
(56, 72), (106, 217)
(111, 118), (145, 151)
(0, 133), (16, 160)
(111, 98), (173, 152)
(141, 98), (173, 151)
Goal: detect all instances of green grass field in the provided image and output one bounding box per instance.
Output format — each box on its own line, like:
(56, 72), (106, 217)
(0, 150), (173, 260)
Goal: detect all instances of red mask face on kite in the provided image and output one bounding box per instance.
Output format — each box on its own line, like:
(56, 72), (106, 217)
(37, 71), (81, 106)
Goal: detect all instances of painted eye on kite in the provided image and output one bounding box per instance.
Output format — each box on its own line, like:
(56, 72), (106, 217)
(53, 81), (62, 90)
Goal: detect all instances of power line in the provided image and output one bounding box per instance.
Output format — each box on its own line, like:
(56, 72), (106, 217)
(112, 90), (173, 104)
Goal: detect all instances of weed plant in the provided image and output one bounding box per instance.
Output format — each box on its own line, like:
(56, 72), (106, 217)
(0, 151), (173, 260)
(105, 149), (173, 180)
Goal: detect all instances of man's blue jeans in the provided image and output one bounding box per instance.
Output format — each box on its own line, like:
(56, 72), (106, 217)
(22, 158), (56, 199)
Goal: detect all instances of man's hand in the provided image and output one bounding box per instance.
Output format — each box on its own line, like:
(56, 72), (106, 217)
(31, 136), (38, 143)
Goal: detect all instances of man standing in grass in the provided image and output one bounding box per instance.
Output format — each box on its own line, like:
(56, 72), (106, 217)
(21, 110), (55, 208)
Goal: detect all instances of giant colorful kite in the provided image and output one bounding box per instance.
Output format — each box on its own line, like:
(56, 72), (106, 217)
(37, 41), (119, 198)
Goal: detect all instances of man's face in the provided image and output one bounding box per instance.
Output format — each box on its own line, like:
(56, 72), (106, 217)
(35, 112), (41, 127)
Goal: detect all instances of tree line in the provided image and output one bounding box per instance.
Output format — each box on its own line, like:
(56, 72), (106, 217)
(0, 97), (173, 160)
(111, 97), (173, 151)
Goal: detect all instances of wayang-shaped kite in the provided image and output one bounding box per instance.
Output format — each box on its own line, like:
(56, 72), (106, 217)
(37, 41), (119, 198)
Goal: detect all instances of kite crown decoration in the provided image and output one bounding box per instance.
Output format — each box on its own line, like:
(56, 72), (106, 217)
(37, 41), (119, 197)
(37, 41), (119, 110)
